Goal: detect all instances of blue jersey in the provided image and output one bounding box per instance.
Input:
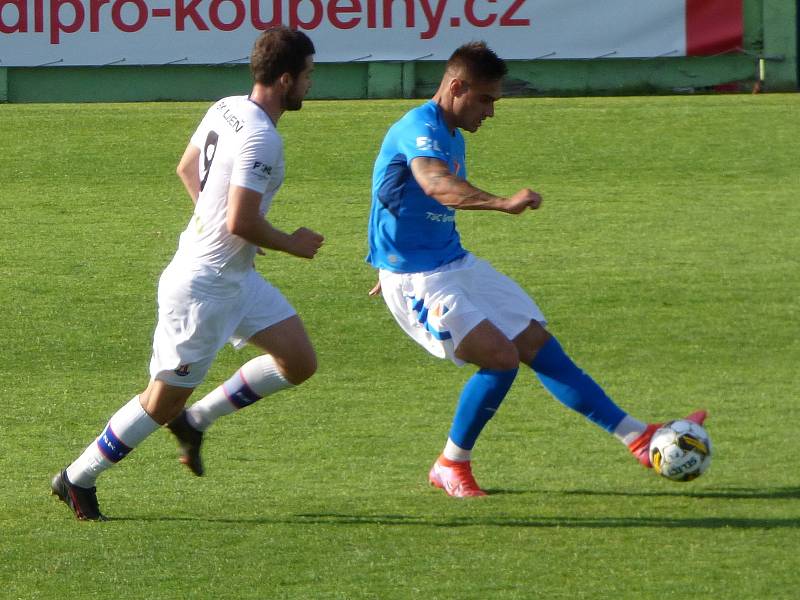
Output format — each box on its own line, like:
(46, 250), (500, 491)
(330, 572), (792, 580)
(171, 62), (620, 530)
(367, 101), (468, 273)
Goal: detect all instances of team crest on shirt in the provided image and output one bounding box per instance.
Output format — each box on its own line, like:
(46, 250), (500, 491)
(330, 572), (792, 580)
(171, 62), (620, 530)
(175, 364), (191, 377)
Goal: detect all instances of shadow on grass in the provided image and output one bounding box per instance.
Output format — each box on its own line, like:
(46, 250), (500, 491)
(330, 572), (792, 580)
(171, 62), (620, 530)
(559, 486), (800, 500)
(112, 486), (800, 529)
(112, 513), (800, 529)
(105, 487), (800, 528)
(291, 513), (800, 529)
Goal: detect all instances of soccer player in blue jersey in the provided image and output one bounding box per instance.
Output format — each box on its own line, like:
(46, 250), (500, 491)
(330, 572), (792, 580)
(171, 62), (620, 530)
(367, 41), (707, 497)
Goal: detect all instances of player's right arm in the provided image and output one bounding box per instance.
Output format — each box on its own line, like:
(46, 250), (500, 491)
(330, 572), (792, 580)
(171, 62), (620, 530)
(227, 185), (323, 259)
(410, 157), (541, 214)
(176, 143), (202, 205)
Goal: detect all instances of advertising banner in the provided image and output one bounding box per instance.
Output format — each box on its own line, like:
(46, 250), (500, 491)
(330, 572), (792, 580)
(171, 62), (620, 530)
(0, 0), (743, 67)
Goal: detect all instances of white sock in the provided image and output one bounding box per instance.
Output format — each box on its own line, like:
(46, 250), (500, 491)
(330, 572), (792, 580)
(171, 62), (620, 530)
(66, 396), (160, 488)
(442, 438), (472, 462)
(185, 355), (292, 431)
(613, 415), (648, 446)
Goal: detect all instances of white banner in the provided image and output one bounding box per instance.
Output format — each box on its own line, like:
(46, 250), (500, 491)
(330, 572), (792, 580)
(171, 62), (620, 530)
(0, 0), (690, 67)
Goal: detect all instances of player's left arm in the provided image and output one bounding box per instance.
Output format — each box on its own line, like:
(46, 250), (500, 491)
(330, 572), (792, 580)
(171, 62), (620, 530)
(227, 185), (324, 259)
(176, 143), (201, 205)
(227, 132), (323, 258)
(410, 157), (542, 214)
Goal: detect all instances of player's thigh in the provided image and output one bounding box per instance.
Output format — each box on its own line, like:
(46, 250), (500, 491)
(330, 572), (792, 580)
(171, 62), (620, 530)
(231, 272), (297, 346)
(454, 319), (519, 370)
(151, 282), (237, 389)
(247, 315), (317, 384)
(379, 268), (478, 365)
(470, 258), (546, 341)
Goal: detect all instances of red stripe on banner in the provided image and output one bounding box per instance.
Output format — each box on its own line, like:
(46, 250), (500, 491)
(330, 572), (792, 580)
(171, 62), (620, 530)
(686, 0), (743, 55)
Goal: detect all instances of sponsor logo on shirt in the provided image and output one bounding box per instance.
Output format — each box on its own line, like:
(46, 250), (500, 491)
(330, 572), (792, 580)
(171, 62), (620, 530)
(425, 212), (456, 223)
(416, 136), (442, 153)
(253, 161), (272, 179)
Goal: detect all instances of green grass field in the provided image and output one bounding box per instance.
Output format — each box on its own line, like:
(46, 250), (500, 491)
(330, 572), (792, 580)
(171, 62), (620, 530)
(1, 93), (798, 599)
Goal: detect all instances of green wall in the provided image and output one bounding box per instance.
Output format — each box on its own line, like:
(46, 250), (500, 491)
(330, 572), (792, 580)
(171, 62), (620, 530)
(1, 1), (795, 103)
(761, 0), (799, 90)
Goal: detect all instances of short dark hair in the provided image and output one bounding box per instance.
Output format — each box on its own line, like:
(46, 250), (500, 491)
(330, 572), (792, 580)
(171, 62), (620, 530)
(445, 41), (507, 83)
(250, 27), (315, 85)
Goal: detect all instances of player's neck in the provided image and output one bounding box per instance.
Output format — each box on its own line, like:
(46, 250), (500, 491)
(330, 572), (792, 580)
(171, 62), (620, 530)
(248, 85), (282, 126)
(431, 94), (458, 134)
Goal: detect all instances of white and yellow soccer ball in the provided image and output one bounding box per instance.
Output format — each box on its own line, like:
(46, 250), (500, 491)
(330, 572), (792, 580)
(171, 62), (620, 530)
(649, 420), (712, 482)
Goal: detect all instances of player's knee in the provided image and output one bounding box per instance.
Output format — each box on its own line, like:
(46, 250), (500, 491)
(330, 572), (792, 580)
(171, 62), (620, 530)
(493, 345), (520, 371)
(456, 337), (520, 370)
(159, 402), (188, 425)
(283, 350), (317, 385)
(140, 382), (193, 425)
(476, 343), (519, 371)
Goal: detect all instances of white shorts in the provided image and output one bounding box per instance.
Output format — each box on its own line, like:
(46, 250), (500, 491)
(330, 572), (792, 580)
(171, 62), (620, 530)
(149, 266), (296, 387)
(379, 254), (546, 366)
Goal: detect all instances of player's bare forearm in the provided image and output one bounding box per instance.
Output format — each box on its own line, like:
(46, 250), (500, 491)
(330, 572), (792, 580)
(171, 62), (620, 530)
(227, 187), (323, 258)
(230, 215), (323, 259)
(247, 219), (292, 252)
(260, 222), (324, 259)
(410, 157), (542, 214)
(176, 144), (201, 205)
(425, 170), (503, 209)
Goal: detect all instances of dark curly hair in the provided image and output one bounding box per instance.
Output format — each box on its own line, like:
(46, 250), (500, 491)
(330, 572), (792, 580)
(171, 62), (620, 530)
(250, 27), (315, 85)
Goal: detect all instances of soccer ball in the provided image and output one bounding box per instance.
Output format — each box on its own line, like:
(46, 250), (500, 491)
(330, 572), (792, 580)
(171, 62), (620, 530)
(649, 420), (712, 482)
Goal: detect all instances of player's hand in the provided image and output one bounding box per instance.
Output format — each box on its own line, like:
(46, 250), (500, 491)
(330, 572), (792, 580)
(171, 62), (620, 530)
(368, 280), (382, 296)
(288, 227), (324, 259)
(505, 189), (542, 214)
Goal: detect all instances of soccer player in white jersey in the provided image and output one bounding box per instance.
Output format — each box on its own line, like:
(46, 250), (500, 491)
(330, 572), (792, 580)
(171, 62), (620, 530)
(51, 27), (323, 520)
(367, 42), (707, 498)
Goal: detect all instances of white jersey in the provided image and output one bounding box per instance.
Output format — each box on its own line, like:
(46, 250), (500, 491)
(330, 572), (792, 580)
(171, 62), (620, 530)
(170, 95), (285, 288)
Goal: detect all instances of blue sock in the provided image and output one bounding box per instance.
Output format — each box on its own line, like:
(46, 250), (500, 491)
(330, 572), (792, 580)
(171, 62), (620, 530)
(449, 368), (518, 450)
(530, 337), (626, 432)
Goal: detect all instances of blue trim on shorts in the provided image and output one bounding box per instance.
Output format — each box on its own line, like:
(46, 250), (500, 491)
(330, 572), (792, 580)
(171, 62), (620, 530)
(404, 294), (452, 341)
(424, 323), (452, 341)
